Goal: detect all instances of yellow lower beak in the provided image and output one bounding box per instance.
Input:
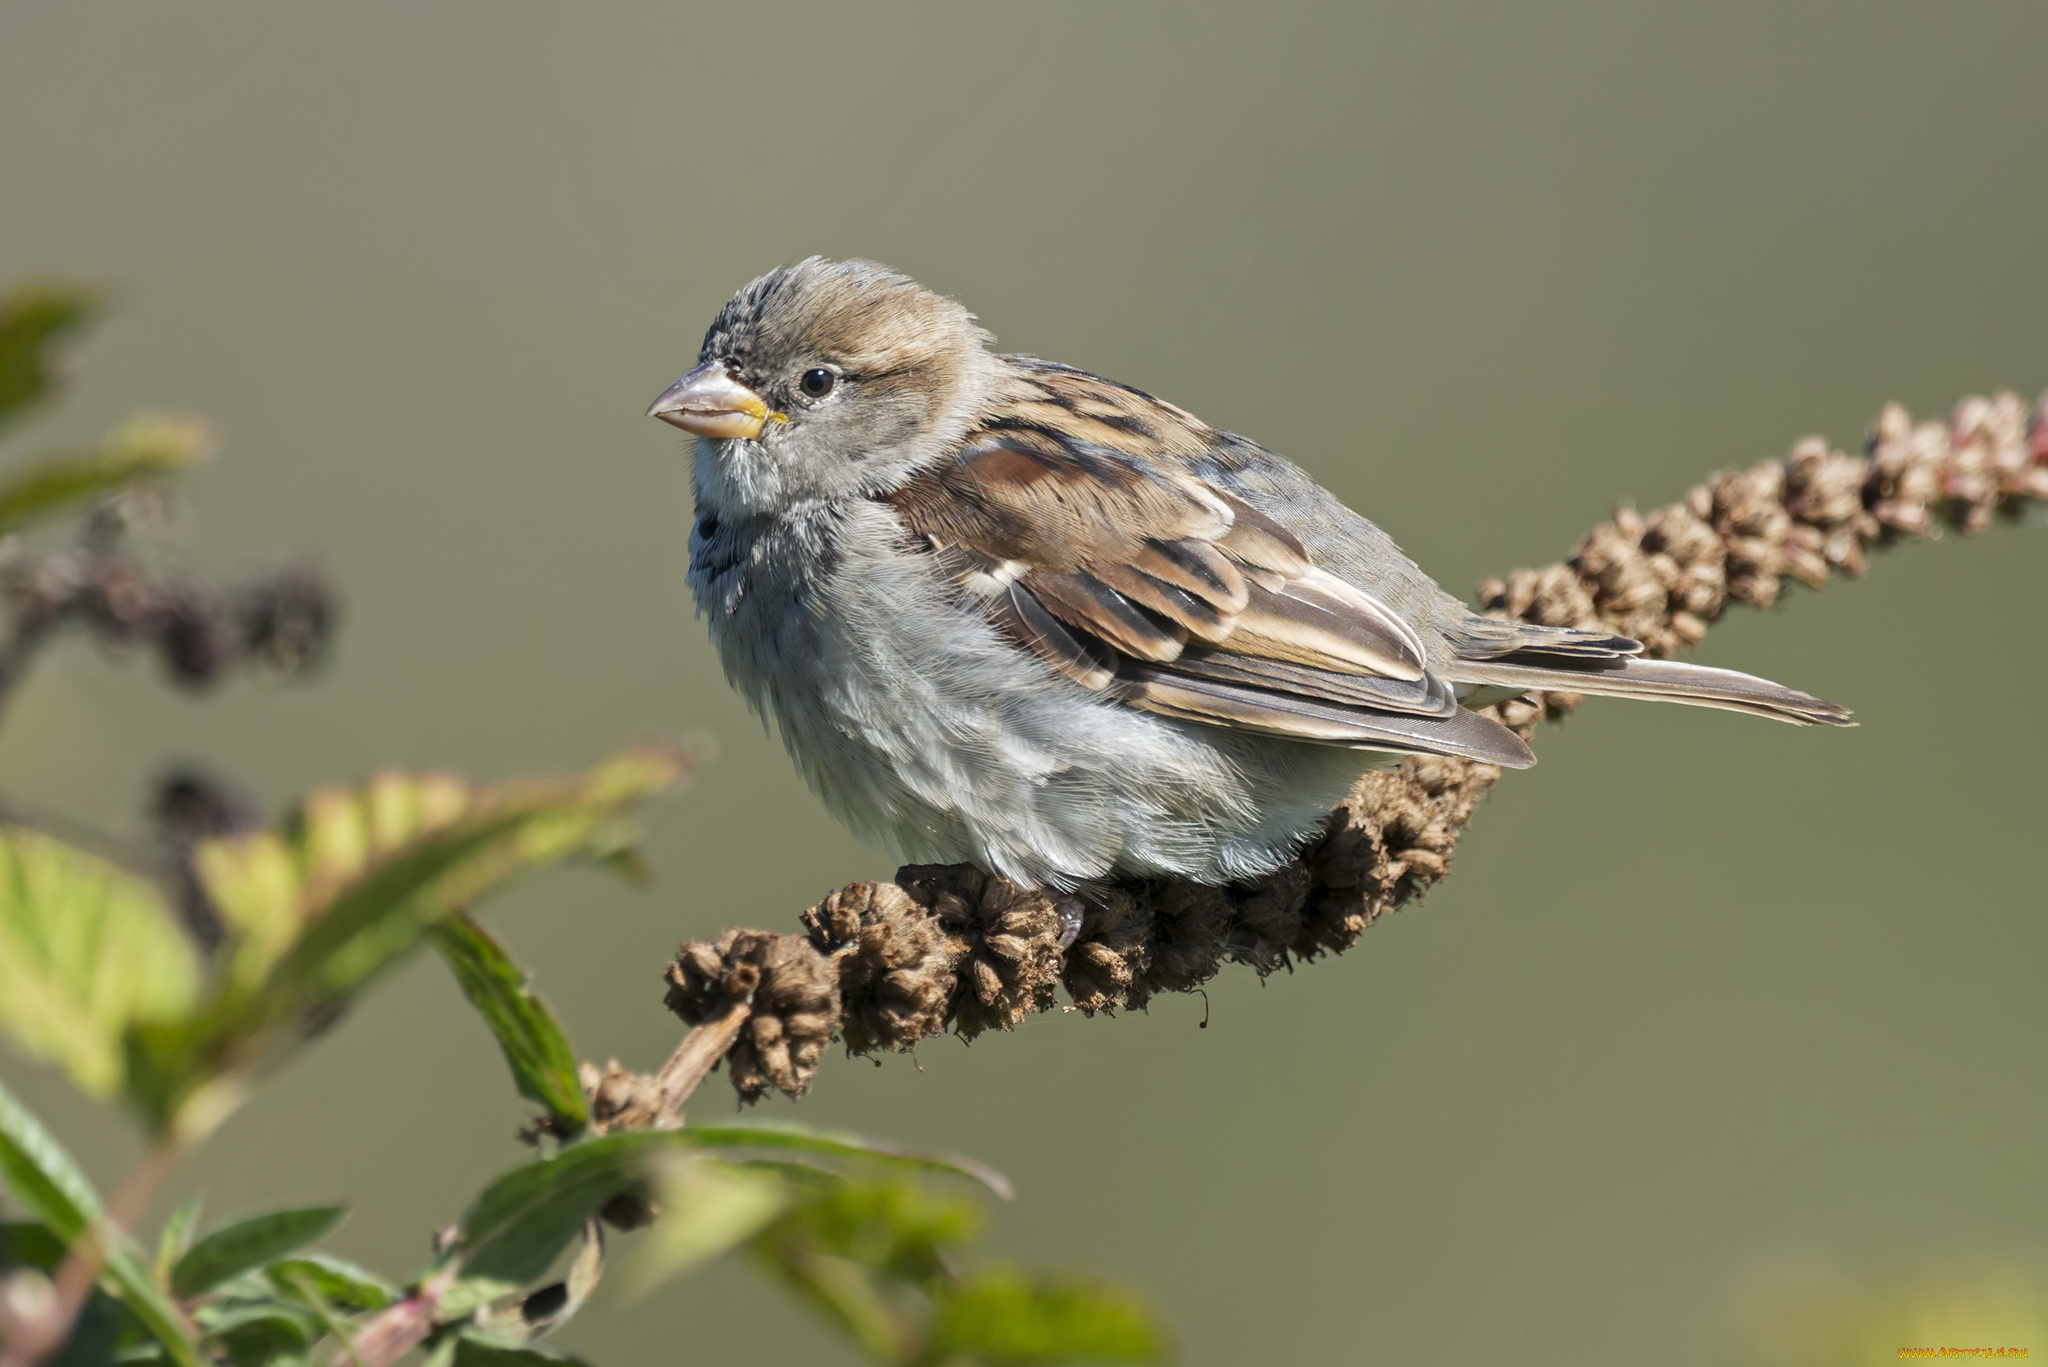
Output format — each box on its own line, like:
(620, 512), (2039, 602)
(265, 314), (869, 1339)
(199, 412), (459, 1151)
(646, 362), (778, 440)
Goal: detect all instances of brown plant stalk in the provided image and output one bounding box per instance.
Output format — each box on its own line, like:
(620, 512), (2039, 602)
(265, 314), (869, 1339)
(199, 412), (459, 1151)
(0, 1139), (190, 1367)
(650, 390), (2047, 1105)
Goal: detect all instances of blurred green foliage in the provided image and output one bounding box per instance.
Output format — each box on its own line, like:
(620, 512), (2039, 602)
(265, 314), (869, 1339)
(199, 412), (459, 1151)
(0, 286), (95, 436)
(0, 287), (1167, 1366)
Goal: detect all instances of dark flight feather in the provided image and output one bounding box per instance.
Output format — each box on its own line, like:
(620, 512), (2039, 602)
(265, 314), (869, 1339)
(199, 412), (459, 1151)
(1447, 653), (1854, 726)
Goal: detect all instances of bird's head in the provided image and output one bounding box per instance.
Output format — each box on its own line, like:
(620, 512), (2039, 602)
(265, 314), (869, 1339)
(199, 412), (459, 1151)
(649, 257), (997, 516)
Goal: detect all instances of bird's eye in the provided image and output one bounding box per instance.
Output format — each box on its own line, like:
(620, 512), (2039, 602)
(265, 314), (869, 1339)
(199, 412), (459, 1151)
(799, 367), (836, 399)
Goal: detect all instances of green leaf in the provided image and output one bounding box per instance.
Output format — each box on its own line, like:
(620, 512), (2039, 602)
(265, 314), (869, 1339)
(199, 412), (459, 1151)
(0, 415), (209, 535)
(0, 1076), (204, 1367)
(185, 833), (301, 992)
(193, 1299), (319, 1367)
(266, 1253), (395, 1312)
(924, 1269), (1169, 1364)
(779, 1179), (979, 1290)
(442, 1132), (684, 1307)
(683, 1121), (1014, 1200)
(125, 747), (688, 1134)
(748, 1176), (994, 1364)
(267, 748), (681, 1006)
(274, 1265), (364, 1367)
(1, 1220), (67, 1269)
(450, 1332), (587, 1366)
(0, 1072), (104, 1243)
(191, 1300), (319, 1336)
(752, 1237), (909, 1364)
(262, 808), (543, 1006)
(0, 283), (96, 433)
(429, 914), (588, 1135)
(619, 1157), (788, 1298)
(103, 1249), (205, 1367)
(469, 1221), (603, 1344)
(0, 825), (199, 1098)
(52, 1283), (151, 1367)
(154, 1194), (203, 1284)
(170, 1204), (347, 1299)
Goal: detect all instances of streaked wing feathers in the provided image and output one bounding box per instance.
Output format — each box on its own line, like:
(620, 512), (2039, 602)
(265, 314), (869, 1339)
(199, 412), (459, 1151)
(1165, 648), (1458, 716)
(888, 357), (1529, 762)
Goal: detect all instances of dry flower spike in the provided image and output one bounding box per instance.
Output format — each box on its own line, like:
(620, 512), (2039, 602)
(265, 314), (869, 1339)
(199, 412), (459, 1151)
(665, 391), (2048, 1102)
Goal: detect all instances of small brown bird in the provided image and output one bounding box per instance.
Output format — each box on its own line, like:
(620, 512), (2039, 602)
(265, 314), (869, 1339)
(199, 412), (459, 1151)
(650, 259), (1850, 890)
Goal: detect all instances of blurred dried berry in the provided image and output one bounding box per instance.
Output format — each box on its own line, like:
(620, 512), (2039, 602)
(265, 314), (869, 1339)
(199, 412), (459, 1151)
(150, 765), (263, 951)
(0, 545), (336, 694)
(151, 765), (261, 846)
(239, 564), (336, 675)
(156, 584), (238, 687)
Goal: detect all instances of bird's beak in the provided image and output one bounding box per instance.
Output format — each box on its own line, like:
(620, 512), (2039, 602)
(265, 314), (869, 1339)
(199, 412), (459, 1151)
(645, 362), (781, 440)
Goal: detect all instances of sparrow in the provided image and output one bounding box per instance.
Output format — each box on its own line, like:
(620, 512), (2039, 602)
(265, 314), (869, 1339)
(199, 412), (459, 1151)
(649, 258), (1850, 891)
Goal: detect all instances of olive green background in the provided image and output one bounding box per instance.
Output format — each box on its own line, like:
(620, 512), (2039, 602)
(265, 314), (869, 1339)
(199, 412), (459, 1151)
(2, 3), (2045, 1363)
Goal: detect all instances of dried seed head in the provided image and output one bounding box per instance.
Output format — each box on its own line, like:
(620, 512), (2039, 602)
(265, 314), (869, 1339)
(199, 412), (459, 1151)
(802, 880), (954, 1054)
(664, 929), (839, 1102)
(658, 389), (2046, 1104)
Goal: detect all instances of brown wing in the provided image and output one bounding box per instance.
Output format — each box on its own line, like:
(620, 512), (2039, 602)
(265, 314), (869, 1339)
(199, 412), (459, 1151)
(884, 360), (1532, 766)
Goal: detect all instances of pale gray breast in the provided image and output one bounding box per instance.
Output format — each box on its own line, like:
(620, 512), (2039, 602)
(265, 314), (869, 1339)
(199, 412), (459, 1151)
(688, 495), (1392, 885)
(686, 508), (822, 713)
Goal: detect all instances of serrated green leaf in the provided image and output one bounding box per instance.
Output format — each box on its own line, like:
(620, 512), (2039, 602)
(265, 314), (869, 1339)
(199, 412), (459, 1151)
(683, 1121), (1014, 1199)
(266, 1253), (395, 1312)
(0, 415), (209, 535)
(0, 825), (198, 1097)
(429, 914), (587, 1134)
(267, 810), (536, 1008)
(0, 283), (96, 433)
(190, 833), (301, 990)
(0, 1075), (204, 1367)
(266, 751), (677, 1010)
(126, 747), (687, 1134)
(923, 1269), (1168, 1364)
(619, 1157), (788, 1298)
(170, 1204), (347, 1299)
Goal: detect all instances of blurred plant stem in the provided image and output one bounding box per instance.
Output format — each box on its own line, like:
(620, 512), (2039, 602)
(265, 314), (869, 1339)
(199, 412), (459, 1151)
(1, 1139), (185, 1367)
